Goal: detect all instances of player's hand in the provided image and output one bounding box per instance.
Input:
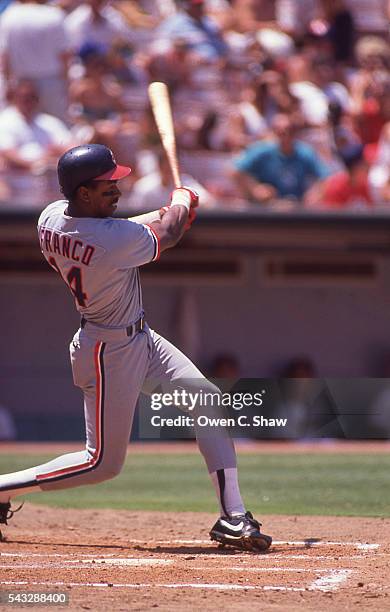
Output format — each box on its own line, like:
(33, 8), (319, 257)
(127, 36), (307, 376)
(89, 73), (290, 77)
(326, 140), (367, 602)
(170, 187), (199, 210)
(159, 205), (170, 219)
(181, 186), (199, 208)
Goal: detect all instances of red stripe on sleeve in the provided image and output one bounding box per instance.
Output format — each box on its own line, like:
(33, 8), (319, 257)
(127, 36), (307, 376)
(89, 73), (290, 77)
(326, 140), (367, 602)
(145, 224), (161, 261)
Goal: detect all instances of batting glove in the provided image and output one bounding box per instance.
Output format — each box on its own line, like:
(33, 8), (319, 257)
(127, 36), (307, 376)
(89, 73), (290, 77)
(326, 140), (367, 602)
(181, 186), (199, 208)
(170, 187), (199, 210)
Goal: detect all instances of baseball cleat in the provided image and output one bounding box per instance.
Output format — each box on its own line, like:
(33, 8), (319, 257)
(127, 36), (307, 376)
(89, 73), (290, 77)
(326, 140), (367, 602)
(0, 501), (23, 525)
(209, 511), (272, 552)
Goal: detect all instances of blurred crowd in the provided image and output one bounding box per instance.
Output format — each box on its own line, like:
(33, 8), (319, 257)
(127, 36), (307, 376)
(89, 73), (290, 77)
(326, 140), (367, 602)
(0, 0), (389, 211)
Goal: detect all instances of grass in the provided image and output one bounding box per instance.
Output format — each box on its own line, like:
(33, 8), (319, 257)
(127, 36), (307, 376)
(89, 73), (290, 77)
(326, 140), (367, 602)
(1, 452), (390, 517)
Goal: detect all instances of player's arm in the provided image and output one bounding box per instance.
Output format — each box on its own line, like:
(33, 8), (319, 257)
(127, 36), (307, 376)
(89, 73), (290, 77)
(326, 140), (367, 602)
(148, 187), (198, 253)
(131, 187), (198, 254)
(128, 210), (162, 224)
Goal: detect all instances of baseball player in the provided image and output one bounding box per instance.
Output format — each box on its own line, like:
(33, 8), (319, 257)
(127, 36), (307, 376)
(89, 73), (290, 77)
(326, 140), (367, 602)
(0, 144), (272, 552)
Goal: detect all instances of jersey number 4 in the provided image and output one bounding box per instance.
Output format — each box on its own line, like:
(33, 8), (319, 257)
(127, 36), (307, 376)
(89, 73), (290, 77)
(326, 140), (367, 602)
(49, 257), (88, 307)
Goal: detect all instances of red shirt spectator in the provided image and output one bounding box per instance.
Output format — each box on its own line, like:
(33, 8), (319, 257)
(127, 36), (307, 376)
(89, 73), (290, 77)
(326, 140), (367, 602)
(356, 97), (386, 145)
(309, 143), (374, 208)
(322, 170), (372, 207)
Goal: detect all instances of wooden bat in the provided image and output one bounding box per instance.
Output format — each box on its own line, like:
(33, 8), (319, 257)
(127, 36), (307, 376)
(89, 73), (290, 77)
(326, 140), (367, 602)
(148, 81), (181, 188)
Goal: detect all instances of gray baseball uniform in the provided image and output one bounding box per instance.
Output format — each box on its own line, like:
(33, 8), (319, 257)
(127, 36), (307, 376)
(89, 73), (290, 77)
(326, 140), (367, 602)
(0, 200), (236, 498)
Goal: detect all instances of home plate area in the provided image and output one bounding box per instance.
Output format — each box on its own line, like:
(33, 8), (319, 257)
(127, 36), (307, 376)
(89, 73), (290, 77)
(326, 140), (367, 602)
(0, 508), (389, 610)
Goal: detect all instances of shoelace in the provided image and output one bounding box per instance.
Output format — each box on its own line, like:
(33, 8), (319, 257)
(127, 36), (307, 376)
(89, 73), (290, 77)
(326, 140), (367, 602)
(245, 512), (262, 529)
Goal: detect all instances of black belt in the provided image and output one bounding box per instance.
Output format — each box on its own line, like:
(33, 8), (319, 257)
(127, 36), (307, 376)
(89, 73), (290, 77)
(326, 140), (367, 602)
(80, 316), (145, 337)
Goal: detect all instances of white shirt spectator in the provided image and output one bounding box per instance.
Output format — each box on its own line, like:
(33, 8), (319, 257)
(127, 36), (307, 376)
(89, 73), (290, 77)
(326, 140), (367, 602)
(289, 81), (329, 126)
(0, 3), (68, 79)
(65, 4), (132, 51)
(0, 106), (72, 161)
(276, 0), (320, 37)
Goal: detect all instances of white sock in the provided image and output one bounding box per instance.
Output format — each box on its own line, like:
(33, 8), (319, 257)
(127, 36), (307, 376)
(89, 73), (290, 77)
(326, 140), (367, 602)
(210, 467), (245, 517)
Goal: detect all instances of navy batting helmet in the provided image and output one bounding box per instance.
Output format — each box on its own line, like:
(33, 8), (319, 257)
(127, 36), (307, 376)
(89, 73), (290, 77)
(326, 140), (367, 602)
(57, 144), (131, 198)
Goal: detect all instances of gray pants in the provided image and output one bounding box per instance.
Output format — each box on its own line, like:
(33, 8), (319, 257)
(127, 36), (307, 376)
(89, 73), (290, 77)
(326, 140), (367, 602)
(0, 324), (236, 497)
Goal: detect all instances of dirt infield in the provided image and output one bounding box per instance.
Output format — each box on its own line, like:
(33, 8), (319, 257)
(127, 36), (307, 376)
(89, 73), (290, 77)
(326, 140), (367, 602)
(1, 506), (390, 611)
(1, 442), (389, 610)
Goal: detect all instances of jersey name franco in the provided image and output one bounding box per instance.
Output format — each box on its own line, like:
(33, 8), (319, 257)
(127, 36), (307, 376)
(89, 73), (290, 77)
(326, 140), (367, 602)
(37, 200), (159, 327)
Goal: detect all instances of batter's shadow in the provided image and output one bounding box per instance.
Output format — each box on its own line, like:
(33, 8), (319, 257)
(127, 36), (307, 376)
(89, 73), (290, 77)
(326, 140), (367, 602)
(135, 537), (324, 555)
(135, 544), (274, 555)
(2, 538), (139, 551)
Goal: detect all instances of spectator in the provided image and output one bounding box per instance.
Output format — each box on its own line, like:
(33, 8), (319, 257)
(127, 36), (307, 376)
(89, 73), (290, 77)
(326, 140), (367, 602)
(309, 144), (374, 209)
(232, 113), (330, 204)
(157, 0), (229, 62)
(310, 55), (351, 111)
(129, 148), (215, 211)
(368, 355), (390, 439)
(223, 71), (301, 151)
(276, 0), (321, 40)
(65, 0), (133, 51)
(209, 353), (241, 378)
(287, 54), (332, 127)
(144, 38), (194, 94)
(108, 40), (143, 84)
(69, 42), (127, 122)
(0, 79), (73, 204)
(352, 76), (390, 147)
(276, 356), (318, 439)
(350, 37), (390, 144)
(369, 122), (390, 204)
(320, 0), (355, 64)
(0, 404), (17, 441)
(0, 0), (71, 121)
(281, 356), (317, 378)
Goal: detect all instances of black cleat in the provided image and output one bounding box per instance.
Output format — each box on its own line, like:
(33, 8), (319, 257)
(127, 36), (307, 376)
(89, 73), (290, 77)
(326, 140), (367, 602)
(210, 511), (272, 552)
(0, 501), (23, 525)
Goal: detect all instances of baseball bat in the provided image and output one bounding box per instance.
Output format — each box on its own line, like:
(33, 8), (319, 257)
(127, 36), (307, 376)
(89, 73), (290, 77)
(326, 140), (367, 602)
(148, 81), (181, 188)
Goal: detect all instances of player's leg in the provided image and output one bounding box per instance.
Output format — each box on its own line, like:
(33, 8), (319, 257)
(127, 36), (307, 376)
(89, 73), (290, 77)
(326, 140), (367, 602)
(0, 331), (149, 504)
(143, 328), (272, 551)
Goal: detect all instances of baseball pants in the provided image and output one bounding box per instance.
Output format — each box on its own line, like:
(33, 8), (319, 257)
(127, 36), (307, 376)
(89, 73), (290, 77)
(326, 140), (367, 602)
(0, 324), (237, 498)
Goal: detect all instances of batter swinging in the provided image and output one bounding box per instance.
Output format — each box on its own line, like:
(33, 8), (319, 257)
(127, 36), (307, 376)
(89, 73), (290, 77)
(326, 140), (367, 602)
(0, 145), (272, 552)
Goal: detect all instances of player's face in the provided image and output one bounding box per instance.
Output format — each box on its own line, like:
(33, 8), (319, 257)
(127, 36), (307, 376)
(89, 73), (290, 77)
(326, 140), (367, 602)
(88, 180), (122, 217)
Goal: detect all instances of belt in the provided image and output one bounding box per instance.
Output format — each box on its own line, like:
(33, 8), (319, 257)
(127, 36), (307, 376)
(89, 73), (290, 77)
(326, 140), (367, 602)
(80, 316), (145, 338)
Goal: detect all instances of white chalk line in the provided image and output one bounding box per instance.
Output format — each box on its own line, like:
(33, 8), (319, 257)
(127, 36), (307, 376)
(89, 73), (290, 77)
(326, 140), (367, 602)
(0, 577), (352, 593)
(0, 561), (334, 573)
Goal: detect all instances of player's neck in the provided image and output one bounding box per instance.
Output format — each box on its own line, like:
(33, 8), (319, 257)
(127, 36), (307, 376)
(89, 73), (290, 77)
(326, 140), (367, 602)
(65, 202), (93, 218)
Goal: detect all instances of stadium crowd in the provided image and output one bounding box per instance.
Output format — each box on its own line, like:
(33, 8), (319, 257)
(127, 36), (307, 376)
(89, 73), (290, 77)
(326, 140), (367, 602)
(0, 0), (389, 211)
